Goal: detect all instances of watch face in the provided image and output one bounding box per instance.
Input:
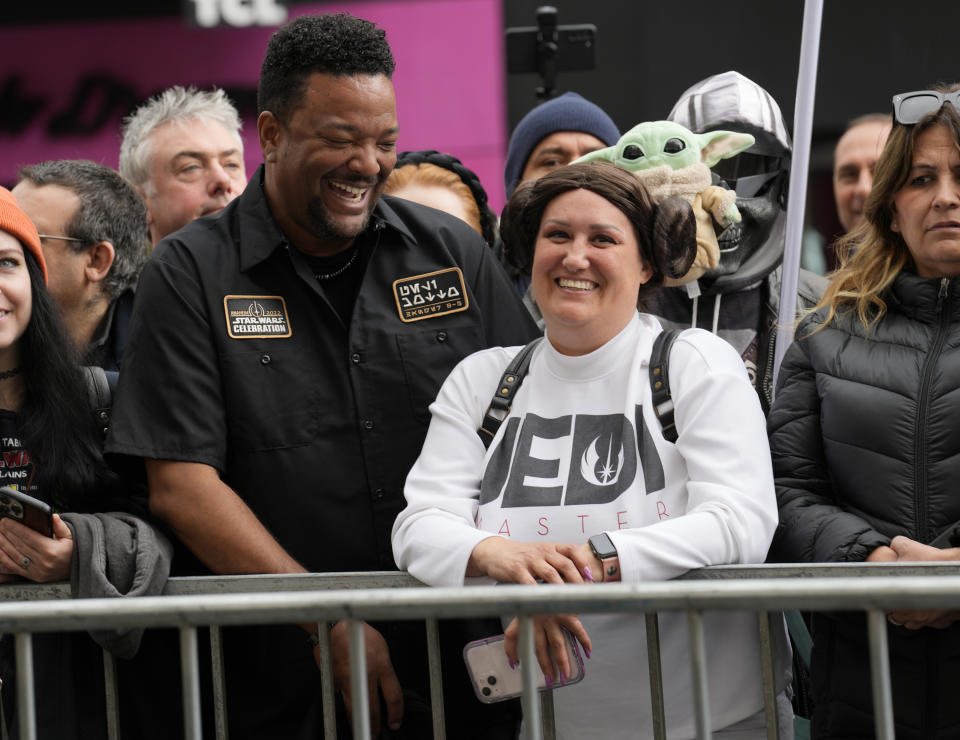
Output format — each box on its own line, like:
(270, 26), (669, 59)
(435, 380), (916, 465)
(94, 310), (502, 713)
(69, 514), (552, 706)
(589, 533), (617, 560)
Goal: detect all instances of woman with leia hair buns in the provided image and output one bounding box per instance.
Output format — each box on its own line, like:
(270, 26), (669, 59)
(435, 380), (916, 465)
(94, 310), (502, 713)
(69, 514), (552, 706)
(393, 161), (792, 739)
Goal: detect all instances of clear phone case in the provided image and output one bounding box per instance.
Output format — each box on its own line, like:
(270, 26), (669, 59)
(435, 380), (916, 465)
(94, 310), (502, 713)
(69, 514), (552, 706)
(463, 629), (585, 703)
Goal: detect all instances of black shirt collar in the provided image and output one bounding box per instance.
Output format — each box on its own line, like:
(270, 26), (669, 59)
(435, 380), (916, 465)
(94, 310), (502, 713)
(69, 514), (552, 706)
(87, 293), (120, 351)
(237, 165), (415, 272)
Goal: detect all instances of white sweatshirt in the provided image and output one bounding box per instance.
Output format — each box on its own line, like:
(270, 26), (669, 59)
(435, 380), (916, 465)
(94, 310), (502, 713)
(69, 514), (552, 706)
(392, 312), (785, 739)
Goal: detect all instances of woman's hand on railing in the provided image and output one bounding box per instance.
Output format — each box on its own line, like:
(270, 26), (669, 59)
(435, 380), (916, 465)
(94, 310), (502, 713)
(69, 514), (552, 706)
(328, 620), (404, 736)
(0, 514), (73, 582)
(503, 614), (591, 687)
(466, 536), (594, 584)
(881, 536), (960, 630)
(866, 544), (897, 562)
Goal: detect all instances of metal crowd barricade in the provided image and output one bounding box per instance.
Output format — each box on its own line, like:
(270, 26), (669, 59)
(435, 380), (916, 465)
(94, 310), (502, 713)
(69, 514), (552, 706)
(3, 564), (960, 740)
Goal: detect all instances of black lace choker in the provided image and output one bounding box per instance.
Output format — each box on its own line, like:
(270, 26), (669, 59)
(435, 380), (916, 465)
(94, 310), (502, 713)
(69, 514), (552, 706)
(0, 367), (22, 381)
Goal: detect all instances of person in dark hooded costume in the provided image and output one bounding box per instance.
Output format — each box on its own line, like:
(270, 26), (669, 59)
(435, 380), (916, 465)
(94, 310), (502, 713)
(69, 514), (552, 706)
(647, 71), (826, 413)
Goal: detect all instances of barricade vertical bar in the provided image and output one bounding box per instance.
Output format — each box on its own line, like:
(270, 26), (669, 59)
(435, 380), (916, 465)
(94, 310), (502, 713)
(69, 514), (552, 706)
(180, 626), (202, 740)
(519, 617), (542, 740)
(867, 610), (895, 740)
(102, 649), (121, 740)
(319, 622), (337, 740)
(348, 619), (372, 739)
(425, 618), (446, 740)
(687, 611), (711, 740)
(210, 625), (229, 740)
(14, 633), (36, 740)
(758, 612), (780, 740)
(540, 691), (556, 740)
(645, 613), (667, 740)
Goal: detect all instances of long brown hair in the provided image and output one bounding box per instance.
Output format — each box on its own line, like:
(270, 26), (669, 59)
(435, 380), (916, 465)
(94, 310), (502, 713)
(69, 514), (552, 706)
(815, 82), (960, 330)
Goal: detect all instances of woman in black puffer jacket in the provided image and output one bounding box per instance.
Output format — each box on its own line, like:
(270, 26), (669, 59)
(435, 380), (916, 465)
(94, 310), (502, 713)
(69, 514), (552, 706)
(769, 83), (960, 739)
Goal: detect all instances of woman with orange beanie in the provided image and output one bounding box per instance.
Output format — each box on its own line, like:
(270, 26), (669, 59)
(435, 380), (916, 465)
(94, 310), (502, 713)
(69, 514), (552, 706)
(0, 186), (170, 739)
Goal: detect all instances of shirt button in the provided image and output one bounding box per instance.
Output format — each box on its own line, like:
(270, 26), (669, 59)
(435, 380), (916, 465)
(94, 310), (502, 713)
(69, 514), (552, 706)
(351, 353), (361, 364)
(374, 488), (385, 500)
(363, 420), (374, 430)
(436, 331), (447, 342)
(260, 354), (271, 365)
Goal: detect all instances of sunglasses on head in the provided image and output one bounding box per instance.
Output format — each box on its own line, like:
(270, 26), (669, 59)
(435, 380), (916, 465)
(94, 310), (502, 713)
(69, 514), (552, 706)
(892, 89), (960, 125)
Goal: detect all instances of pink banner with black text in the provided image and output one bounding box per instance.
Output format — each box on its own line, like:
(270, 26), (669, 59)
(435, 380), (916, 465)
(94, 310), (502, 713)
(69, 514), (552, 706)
(0, 0), (509, 208)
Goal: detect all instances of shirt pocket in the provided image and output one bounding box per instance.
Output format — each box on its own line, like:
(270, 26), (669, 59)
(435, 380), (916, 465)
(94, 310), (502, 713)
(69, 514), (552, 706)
(220, 347), (320, 451)
(395, 322), (483, 427)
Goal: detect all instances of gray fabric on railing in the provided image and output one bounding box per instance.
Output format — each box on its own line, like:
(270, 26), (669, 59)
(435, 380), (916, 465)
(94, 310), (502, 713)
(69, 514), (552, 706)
(63, 512), (173, 659)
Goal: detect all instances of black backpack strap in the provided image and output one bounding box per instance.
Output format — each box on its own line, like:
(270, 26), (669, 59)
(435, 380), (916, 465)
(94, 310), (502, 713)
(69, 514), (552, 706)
(82, 366), (115, 439)
(477, 338), (543, 449)
(649, 329), (682, 443)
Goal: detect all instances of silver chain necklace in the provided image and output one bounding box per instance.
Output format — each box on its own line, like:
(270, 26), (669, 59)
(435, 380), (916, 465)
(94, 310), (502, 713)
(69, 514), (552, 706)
(314, 245), (359, 281)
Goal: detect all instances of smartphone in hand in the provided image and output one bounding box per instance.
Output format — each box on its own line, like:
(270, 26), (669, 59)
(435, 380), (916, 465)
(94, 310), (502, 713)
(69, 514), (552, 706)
(0, 487), (53, 537)
(463, 629), (585, 703)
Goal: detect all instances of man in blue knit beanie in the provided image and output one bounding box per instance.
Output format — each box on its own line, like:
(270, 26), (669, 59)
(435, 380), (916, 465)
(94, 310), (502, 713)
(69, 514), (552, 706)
(503, 92), (619, 198)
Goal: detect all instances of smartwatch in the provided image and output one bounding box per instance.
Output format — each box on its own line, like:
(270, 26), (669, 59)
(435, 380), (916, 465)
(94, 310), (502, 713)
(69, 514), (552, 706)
(588, 533), (621, 582)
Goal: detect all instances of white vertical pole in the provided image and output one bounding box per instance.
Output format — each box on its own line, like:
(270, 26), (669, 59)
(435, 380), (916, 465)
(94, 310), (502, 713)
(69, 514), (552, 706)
(773, 0), (825, 394)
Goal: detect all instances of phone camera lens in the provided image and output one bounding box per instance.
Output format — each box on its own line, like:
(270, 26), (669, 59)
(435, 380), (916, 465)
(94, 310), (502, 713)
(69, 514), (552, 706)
(481, 687), (491, 697)
(10, 502), (23, 518)
(487, 676), (497, 685)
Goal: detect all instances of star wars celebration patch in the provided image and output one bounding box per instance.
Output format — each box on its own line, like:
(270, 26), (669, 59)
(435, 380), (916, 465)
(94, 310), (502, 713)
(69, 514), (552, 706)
(393, 267), (469, 323)
(223, 296), (292, 339)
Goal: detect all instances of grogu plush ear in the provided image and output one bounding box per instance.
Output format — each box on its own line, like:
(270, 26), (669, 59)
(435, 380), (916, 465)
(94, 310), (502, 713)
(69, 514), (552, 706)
(697, 130), (756, 168)
(573, 146), (616, 164)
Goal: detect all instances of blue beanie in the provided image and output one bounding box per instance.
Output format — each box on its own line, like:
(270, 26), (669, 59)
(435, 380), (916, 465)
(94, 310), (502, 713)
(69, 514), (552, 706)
(504, 92), (619, 197)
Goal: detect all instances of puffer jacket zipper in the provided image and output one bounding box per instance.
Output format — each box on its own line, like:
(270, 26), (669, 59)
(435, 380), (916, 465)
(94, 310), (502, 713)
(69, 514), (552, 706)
(913, 277), (951, 542)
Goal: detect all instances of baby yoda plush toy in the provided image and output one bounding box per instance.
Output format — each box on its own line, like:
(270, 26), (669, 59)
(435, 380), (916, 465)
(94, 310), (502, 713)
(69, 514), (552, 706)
(577, 120), (754, 284)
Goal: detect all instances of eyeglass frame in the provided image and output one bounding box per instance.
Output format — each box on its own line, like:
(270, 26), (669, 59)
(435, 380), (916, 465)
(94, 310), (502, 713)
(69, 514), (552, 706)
(892, 89), (960, 125)
(36, 234), (92, 251)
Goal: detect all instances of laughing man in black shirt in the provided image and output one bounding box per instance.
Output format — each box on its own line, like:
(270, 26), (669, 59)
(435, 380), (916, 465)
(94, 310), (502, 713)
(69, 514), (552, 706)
(106, 13), (536, 740)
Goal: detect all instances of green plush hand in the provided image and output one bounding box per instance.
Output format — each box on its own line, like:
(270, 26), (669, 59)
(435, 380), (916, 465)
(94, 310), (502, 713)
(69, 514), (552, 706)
(724, 203), (742, 224)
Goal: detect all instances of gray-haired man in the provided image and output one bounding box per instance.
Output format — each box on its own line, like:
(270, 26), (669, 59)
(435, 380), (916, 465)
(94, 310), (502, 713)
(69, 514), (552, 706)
(119, 86), (247, 245)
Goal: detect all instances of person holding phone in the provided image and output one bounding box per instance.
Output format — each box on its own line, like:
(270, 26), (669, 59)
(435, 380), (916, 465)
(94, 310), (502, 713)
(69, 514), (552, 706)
(393, 162), (792, 739)
(769, 83), (960, 738)
(0, 185), (86, 581)
(0, 186), (169, 739)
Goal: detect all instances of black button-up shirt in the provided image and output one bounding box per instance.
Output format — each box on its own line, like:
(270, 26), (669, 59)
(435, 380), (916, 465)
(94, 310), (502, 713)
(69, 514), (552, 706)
(107, 167), (538, 573)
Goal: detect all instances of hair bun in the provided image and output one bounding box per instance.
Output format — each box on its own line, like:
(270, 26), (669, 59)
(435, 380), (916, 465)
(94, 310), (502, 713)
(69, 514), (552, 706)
(652, 196), (697, 280)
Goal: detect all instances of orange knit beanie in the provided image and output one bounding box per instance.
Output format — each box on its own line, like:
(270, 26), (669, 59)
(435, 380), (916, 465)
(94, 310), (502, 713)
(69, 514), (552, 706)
(0, 186), (47, 284)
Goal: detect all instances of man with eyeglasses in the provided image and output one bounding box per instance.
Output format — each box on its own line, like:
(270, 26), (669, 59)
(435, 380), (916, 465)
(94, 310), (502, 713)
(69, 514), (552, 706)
(12, 160), (150, 370)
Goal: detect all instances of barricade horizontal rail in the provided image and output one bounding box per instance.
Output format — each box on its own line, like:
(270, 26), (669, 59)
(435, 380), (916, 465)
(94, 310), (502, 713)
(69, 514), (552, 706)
(4, 570), (960, 630)
(3, 561), (956, 605)
(2, 564), (958, 740)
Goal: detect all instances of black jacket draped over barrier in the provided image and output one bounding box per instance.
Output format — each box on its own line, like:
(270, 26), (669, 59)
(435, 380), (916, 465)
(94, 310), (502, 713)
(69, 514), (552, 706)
(769, 271), (960, 739)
